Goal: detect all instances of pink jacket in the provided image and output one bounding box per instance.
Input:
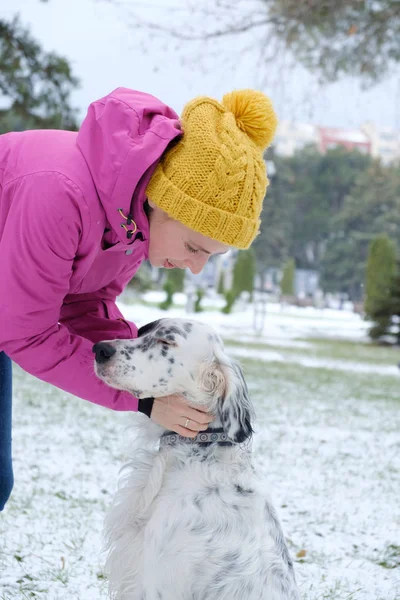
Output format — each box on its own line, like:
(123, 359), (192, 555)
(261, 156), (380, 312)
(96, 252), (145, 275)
(0, 88), (181, 410)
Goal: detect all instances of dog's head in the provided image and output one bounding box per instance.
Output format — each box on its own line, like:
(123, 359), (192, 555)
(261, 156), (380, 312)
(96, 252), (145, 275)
(93, 318), (254, 443)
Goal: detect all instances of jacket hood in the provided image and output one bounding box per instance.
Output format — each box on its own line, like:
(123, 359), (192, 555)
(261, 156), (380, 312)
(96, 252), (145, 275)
(76, 88), (182, 244)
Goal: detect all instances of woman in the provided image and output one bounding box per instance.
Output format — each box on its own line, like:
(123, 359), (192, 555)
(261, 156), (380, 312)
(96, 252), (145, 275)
(0, 87), (277, 510)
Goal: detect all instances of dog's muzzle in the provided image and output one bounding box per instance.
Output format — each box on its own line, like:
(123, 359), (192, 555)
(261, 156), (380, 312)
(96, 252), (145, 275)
(93, 342), (117, 364)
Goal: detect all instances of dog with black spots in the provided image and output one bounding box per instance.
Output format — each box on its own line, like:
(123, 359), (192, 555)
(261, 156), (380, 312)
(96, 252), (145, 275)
(94, 318), (299, 600)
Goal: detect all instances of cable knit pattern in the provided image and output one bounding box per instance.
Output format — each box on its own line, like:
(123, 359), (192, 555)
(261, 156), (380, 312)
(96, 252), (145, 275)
(146, 89), (278, 249)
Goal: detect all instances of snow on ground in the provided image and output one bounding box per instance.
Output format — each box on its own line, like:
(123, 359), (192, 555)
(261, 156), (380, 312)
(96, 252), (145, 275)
(139, 291), (371, 342)
(0, 299), (399, 599)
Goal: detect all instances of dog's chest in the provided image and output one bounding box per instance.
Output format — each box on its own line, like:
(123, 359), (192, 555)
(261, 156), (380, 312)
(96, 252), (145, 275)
(147, 457), (266, 541)
(137, 461), (293, 600)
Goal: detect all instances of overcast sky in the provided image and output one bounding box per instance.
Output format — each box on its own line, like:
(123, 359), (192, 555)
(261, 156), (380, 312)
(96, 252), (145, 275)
(1, 0), (399, 130)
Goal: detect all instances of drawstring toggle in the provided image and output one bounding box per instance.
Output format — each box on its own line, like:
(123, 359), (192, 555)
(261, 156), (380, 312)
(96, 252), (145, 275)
(118, 208), (137, 240)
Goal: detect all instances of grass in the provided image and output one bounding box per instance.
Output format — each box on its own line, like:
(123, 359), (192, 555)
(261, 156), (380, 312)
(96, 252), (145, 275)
(378, 544), (400, 569)
(301, 337), (399, 365)
(224, 335), (400, 367)
(240, 357), (400, 407)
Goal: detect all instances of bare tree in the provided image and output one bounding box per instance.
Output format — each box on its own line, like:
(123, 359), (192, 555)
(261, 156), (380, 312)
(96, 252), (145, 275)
(101, 0), (400, 86)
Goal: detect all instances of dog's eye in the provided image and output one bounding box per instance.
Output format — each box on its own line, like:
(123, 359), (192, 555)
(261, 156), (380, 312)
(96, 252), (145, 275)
(157, 338), (177, 347)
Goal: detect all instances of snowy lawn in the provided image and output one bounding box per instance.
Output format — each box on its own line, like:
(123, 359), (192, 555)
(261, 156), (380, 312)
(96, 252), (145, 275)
(0, 300), (399, 599)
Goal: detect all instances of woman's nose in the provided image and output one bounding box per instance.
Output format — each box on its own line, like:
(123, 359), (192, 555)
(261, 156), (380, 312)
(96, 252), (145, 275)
(186, 254), (209, 275)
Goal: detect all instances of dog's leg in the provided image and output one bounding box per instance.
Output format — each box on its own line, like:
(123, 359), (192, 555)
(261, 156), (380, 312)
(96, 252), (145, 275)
(104, 450), (167, 599)
(261, 500), (300, 600)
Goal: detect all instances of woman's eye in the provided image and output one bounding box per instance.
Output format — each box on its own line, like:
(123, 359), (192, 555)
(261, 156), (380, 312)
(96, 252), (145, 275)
(185, 243), (198, 254)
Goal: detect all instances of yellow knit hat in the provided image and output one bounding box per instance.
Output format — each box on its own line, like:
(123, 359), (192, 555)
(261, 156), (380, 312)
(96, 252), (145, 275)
(146, 89), (278, 249)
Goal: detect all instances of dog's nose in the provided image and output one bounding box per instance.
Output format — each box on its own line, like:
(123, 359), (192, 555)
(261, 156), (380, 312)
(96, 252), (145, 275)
(92, 342), (117, 364)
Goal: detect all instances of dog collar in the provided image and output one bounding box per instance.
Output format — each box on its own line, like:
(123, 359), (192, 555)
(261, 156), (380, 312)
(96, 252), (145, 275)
(160, 427), (234, 448)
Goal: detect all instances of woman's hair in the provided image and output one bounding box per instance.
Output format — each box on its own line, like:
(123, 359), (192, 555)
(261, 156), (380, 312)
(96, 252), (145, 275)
(143, 200), (153, 218)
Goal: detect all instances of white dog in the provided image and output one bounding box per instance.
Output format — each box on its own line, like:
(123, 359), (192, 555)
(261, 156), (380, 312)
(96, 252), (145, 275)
(94, 318), (299, 600)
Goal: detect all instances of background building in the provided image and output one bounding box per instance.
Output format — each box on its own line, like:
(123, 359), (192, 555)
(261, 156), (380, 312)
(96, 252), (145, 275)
(274, 120), (400, 163)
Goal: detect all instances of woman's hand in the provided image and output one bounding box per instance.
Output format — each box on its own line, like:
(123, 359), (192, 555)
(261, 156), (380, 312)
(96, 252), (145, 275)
(150, 394), (214, 438)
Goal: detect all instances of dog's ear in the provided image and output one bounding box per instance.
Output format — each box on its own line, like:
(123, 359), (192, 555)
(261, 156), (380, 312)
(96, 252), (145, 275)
(217, 358), (254, 443)
(197, 344), (254, 444)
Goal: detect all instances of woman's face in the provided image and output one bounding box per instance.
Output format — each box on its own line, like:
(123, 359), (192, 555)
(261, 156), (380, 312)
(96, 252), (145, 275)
(147, 202), (229, 274)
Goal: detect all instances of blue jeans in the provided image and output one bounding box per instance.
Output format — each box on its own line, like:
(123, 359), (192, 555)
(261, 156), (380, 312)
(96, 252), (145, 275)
(0, 352), (13, 510)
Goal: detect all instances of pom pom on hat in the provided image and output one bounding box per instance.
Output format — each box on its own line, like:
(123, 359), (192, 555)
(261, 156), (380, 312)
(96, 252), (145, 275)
(222, 89), (278, 150)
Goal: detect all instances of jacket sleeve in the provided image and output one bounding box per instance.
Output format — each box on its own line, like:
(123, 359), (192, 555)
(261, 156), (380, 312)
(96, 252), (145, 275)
(61, 280), (139, 345)
(0, 172), (138, 411)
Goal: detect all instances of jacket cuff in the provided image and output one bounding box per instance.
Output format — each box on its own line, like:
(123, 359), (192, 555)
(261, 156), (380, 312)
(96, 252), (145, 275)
(137, 397), (155, 418)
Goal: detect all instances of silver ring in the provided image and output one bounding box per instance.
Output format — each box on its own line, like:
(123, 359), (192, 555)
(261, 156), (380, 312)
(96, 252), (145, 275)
(185, 418), (190, 428)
